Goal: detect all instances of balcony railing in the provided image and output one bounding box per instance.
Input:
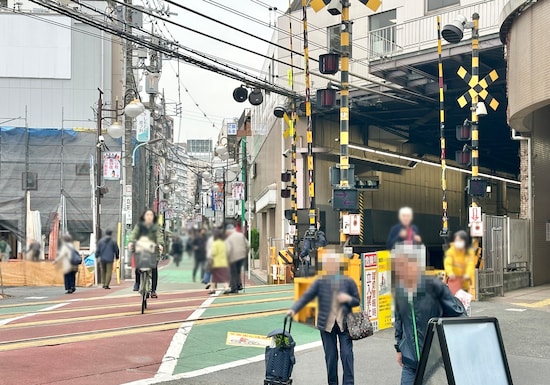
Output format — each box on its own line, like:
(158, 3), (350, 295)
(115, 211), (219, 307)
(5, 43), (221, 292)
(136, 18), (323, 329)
(365, 0), (506, 61)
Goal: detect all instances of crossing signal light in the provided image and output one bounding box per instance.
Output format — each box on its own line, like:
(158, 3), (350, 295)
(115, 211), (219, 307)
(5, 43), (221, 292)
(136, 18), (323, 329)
(319, 53), (339, 75)
(456, 121), (471, 141)
(468, 178), (487, 197)
(455, 151), (471, 166)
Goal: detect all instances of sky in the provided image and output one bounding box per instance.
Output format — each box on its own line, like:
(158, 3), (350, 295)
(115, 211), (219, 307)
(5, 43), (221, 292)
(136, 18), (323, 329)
(153, 0), (292, 143)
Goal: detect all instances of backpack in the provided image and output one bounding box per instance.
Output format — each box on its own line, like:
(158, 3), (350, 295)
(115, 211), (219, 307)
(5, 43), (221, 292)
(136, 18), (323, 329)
(70, 247), (82, 266)
(0, 241), (7, 253)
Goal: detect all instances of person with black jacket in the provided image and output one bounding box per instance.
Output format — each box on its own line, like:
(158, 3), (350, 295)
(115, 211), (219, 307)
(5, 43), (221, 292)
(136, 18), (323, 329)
(393, 244), (465, 385)
(287, 254), (360, 385)
(387, 207), (422, 250)
(192, 228), (208, 282)
(128, 209), (164, 297)
(96, 229), (119, 289)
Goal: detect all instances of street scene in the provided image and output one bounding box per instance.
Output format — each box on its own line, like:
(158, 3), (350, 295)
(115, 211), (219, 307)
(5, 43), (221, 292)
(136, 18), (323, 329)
(1, 0), (550, 384)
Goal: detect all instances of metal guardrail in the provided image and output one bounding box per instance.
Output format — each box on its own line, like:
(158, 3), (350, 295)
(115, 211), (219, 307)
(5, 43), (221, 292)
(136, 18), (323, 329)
(364, 0), (507, 61)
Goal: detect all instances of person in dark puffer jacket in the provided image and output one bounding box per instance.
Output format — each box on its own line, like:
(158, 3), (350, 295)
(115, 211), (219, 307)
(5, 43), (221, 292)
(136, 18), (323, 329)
(288, 254), (360, 385)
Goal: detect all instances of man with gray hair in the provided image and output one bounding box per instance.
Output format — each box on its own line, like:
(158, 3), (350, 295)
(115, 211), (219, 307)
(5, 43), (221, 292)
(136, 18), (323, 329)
(225, 224), (249, 294)
(392, 244), (464, 384)
(387, 207), (422, 250)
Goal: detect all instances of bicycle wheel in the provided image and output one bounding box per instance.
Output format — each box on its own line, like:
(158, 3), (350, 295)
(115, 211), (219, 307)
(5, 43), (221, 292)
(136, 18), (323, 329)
(140, 270), (148, 314)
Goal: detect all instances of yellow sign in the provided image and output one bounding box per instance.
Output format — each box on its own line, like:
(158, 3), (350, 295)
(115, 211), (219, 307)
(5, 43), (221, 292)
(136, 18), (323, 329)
(226, 332), (271, 348)
(377, 250), (393, 330)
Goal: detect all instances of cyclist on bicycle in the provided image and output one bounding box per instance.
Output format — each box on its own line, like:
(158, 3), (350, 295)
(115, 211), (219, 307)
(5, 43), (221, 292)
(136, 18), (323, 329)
(128, 209), (164, 298)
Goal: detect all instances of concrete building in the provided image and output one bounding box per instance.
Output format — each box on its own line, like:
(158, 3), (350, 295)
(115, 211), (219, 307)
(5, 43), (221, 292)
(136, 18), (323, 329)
(500, 0), (550, 285)
(249, 0), (528, 281)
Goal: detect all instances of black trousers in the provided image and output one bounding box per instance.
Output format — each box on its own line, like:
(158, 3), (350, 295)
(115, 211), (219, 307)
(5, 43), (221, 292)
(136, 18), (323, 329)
(193, 258), (205, 282)
(135, 267), (158, 291)
(64, 271), (76, 291)
(320, 324), (354, 385)
(229, 259), (244, 292)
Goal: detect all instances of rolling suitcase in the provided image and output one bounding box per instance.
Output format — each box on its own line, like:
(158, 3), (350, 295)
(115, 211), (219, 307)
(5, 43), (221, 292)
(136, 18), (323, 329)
(264, 316), (296, 385)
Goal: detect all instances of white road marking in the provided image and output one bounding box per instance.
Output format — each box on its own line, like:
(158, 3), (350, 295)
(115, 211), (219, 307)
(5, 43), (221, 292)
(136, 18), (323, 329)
(39, 303), (69, 312)
(121, 341), (322, 385)
(24, 296), (47, 300)
(0, 302), (69, 326)
(505, 308), (527, 312)
(154, 293), (219, 378)
(0, 314), (36, 326)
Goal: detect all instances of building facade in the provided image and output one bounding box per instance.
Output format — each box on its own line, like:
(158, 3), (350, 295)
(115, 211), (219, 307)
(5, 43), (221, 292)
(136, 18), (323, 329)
(248, 0), (524, 273)
(500, 0), (550, 285)
(0, 5), (121, 254)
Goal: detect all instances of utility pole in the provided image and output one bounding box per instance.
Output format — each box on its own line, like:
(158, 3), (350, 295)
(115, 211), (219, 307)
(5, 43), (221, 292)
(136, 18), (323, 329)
(123, 0), (135, 279)
(96, 88), (104, 284)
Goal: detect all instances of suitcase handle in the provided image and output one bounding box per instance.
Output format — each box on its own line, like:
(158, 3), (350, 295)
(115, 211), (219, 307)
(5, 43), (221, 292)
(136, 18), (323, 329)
(283, 314), (293, 336)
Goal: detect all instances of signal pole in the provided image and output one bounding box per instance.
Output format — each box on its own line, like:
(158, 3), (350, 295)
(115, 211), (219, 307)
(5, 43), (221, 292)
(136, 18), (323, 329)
(339, 1), (351, 245)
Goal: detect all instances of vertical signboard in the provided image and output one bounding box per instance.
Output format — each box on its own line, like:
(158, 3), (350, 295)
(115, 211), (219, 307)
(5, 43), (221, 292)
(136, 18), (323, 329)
(103, 152), (121, 180)
(363, 252), (379, 331)
(136, 109), (151, 142)
(377, 250), (392, 331)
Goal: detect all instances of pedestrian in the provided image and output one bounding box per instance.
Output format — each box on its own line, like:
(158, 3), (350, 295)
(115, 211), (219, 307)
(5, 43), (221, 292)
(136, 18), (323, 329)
(386, 207), (422, 250)
(54, 234), (78, 294)
(28, 239), (41, 261)
(393, 244), (465, 385)
(207, 229), (230, 295)
(287, 254), (360, 385)
(128, 209), (164, 298)
(203, 231), (215, 289)
(444, 230), (476, 295)
(96, 229), (120, 289)
(0, 237), (11, 262)
(298, 222), (327, 277)
(171, 235), (184, 267)
(192, 228), (207, 282)
(225, 224), (249, 293)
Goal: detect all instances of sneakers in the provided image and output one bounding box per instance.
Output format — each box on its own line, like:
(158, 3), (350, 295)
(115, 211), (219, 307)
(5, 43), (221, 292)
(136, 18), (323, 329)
(150, 291), (158, 298)
(133, 284), (139, 292)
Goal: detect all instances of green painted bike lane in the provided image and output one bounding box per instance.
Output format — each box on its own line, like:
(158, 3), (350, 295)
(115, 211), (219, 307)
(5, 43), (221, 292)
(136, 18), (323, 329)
(174, 284), (321, 375)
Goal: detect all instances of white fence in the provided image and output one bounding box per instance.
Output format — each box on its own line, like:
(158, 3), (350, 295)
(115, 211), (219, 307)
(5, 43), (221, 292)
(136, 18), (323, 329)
(366, 0), (507, 61)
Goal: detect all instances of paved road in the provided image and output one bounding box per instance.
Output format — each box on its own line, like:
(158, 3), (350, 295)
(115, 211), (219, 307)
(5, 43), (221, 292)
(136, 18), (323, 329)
(152, 288), (550, 385)
(2, 261), (550, 385)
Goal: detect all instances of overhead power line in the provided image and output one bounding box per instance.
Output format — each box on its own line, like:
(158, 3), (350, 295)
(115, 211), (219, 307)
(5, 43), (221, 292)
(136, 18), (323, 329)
(29, 0), (298, 99)
(108, 0), (302, 70)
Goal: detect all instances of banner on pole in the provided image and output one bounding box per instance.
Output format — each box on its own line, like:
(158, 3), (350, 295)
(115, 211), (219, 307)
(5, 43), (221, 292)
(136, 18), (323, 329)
(136, 110), (151, 142)
(103, 152), (121, 180)
(232, 181), (245, 200)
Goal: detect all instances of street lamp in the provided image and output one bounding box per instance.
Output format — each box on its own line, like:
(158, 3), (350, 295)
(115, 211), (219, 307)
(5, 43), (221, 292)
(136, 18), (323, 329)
(124, 99), (145, 118)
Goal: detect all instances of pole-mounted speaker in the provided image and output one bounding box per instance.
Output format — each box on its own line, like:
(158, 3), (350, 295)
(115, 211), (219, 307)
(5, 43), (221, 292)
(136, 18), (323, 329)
(233, 86), (248, 103)
(248, 89), (264, 106)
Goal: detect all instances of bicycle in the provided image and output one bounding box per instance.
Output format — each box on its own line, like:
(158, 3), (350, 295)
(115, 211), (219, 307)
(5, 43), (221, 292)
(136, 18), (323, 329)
(138, 266), (152, 314)
(132, 237), (158, 314)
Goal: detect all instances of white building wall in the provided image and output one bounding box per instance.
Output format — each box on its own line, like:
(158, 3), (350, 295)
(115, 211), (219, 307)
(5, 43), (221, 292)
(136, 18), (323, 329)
(0, 9), (112, 128)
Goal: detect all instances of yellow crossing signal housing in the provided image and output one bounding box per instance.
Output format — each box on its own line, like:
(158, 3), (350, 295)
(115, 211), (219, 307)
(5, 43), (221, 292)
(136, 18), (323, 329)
(311, 0), (382, 13)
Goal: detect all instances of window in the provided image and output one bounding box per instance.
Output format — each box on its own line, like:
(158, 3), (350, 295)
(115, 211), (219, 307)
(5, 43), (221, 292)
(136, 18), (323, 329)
(327, 24), (352, 56)
(369, 9), (397, 57)
(427, 0), (460, 12)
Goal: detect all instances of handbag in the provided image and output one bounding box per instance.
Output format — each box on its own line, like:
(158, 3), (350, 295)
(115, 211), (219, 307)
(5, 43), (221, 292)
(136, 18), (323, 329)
(346, 310), (374, 340)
